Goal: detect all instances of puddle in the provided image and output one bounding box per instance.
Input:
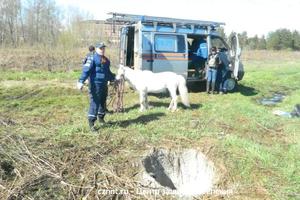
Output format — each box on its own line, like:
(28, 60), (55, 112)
(140, 148), (217, 196)
(258, 93), (285, 106)
(273, 104), (300, 118)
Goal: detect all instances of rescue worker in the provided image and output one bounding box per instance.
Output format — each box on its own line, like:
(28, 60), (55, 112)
(82, 45), (95, 64)
(206, 46), (221, 94)
(190, 38), (208, 77)
(77, 43), (115, 132)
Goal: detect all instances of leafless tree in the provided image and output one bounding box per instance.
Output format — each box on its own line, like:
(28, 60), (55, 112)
(0, 0), (21, 46)
(0, 0), (62, 46)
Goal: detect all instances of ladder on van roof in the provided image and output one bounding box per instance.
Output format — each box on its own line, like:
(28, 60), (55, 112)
(106, 12), (225, 28)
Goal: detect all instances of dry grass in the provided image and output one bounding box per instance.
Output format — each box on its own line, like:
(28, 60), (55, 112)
(0, 46), (120, 72)
(242, 50), (300, 62)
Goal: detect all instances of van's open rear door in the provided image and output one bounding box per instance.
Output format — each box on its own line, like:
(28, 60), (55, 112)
(119, 27), (127, 65)
(120, 26), (135, 67)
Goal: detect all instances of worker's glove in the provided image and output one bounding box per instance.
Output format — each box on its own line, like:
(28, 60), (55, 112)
(114, 79), (121, 86)
(77, 82), (84, 90)
(109, 79), (119, 86)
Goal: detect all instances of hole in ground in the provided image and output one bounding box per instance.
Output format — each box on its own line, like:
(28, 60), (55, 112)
(141, 148), (216, 196)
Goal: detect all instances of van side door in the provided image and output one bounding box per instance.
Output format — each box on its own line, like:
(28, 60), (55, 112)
(141, 32), (153, 71)
(152, 33), (188, 78)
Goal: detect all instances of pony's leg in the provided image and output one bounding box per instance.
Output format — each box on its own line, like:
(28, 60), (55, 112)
(144, 94), (154, 109)
(139, 91), (146, 112)
(168, 88), (178, 111)
(168, 99), (174, 110)
(172, 96), (178, 111)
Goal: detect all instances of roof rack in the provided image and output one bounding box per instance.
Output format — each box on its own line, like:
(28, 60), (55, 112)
(106, 12), (225, 28)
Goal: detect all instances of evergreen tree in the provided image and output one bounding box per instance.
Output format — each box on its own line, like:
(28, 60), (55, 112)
(238, 31), (248, 49)
(258, 35), (267, 50)
(292, 30), (300, 50)
(267, 29), (293, 50)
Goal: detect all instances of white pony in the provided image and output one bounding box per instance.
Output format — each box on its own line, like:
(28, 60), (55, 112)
(116, 65), (190, 111)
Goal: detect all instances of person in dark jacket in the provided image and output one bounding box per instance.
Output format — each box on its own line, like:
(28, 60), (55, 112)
(189, 38), (208, 77)
(216, 47), (230, 94)
(77, 42), (115, 132)
(82, 45), (95, 64)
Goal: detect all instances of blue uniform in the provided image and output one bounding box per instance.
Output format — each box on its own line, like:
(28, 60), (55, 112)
(82, 52), (94, 64)
(196, 41), (208, 59)
(79, 53), (115, 121)
(190, 39), (208, 77)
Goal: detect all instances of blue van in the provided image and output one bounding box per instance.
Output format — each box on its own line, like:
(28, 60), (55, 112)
(107, 13), (244, 91)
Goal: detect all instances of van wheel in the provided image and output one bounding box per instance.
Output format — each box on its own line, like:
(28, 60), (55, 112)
(225, 78), (237, 92)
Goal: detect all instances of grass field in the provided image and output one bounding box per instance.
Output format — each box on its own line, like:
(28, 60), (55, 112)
(0, 50), (299, 199)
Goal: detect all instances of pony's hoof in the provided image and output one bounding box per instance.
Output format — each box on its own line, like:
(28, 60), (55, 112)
(168, 108), (178, 112)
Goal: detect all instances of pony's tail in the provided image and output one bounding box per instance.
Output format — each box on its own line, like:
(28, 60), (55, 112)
(178, 75), (190, 107)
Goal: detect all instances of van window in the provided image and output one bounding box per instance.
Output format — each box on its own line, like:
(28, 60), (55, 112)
(154, 34), (185, 53)
(142, 32), (152, 52)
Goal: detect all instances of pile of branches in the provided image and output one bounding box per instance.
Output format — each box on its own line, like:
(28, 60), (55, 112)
(0, 135), (145, 200)
(108, 77), (125, 113)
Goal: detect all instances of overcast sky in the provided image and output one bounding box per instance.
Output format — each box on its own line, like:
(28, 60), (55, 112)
(56, 0), (300, 37)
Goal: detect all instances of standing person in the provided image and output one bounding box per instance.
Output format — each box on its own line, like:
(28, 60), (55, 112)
(195, 38), (208, 77)
(82, 45), (95, 64)
(217, 47), (230, 94)
(190, 38), (208, 77)
(206, 46), (220, 94)
(77, 43), (115, 132)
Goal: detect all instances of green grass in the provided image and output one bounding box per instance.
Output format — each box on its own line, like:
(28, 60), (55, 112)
(0, 70), (81, 81)
(0, 51), (300, 199)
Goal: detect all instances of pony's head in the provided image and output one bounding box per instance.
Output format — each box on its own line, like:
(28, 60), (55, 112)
(116, 64), (125, 80)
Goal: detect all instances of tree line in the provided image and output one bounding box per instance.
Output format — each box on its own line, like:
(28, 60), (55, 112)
(222, 29), (300, 51)
(0, 0), (96, 48)
(0, 0), (62, 46)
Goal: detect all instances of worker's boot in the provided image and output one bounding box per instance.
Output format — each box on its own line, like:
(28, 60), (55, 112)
(88, 118), (96, 132)
(98, 117), (105, 124)
(98, 112), (106, 124)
